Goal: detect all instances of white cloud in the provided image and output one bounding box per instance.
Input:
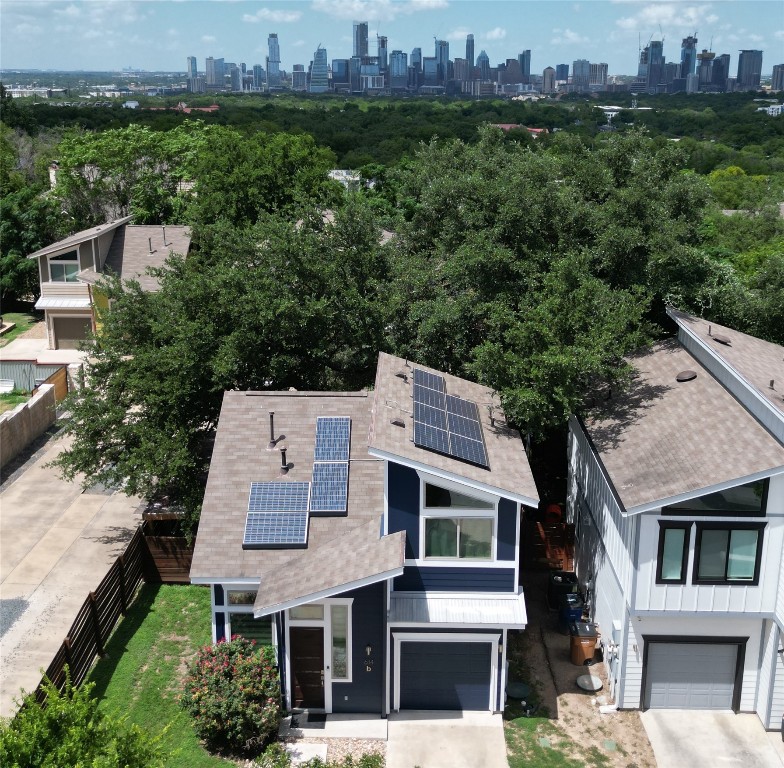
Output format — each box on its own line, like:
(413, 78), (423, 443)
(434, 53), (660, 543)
(243, 8), (303, 23)
(483, 27), (506, 41)
(446, 26), (471, 42)
(615, 3), (716, 35)
(747, 33), (763, 43)
(292, 39), (306, 47)
(775, 30), (784, 40)
(53, 4), (80, 18)
(551, 27), (589, 45)
(311, 0), (448, 23)
(202, 35), (216, 43)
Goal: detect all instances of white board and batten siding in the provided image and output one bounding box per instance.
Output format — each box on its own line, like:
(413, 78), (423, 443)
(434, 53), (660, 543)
(757, 620), (782, 729)
(635, 510), (783, 614)
(622, 615), (763, 712)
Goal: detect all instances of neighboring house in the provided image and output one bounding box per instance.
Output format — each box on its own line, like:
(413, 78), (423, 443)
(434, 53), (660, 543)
(28, 218), (191, 350)
(567, 308), (784, 729)
(190, 353), (540, 714)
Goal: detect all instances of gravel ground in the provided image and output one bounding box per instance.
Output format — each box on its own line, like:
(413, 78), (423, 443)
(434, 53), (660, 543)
(0, 599), (29, 640)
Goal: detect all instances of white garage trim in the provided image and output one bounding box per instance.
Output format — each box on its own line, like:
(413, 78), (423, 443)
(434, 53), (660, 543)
(392, 632), (498, 711)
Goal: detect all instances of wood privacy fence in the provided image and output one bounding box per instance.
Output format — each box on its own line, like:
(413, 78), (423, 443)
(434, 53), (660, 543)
(33, 526), (146, 704)
(140, 518), (193, 584)
(33, 366), (69, 403)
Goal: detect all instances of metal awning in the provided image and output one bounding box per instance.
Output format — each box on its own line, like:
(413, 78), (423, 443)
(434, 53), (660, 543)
(35, 297), (92, 309)
(388, 588), (527, 628)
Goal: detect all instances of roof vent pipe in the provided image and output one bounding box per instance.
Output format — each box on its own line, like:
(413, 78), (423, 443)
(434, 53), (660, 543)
(268, 411), (276, 449)
(148, 237), (153, 254)
(279, 446), (289, 474)
(162, 226), (167, 246)
(770, 379), (775, 390)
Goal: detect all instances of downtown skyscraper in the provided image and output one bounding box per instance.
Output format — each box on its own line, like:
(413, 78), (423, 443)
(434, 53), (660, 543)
(267, 33), (281, 86)
(353, 21), (369, 58)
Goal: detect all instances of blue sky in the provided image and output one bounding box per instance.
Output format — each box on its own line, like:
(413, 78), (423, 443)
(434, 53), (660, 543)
(1, 0), (782, 75)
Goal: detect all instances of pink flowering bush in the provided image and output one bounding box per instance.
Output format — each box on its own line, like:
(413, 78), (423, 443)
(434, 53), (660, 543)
(181, 636), (281, 754)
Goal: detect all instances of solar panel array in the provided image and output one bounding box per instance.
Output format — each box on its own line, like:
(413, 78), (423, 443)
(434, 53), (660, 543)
(243, 481), (311, 549)
(310, 416), (351, 515)
(412, 368), (489, 468)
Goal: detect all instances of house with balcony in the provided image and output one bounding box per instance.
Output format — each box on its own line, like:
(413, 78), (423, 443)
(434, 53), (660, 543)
(567, 309), (784, 729)
(189, 353), (540, 714)
(28, 218), (190, 350)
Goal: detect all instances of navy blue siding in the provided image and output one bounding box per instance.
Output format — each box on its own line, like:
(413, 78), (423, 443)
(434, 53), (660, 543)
(497, 498), (518, 562)
(213, 584), (224, 606)
(215, 611), (226, 641)
(276, 614), (287, 704)
(331, 582), (385, 714)
(387, 463), (420, 559)
(393, 566), (516, 592)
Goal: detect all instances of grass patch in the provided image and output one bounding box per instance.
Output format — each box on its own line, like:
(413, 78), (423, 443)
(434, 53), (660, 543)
(0, 310), (41, 346)
(504, 715), (586, 768)
(86, 583), (232, 768)
(0, 390), (31, 413)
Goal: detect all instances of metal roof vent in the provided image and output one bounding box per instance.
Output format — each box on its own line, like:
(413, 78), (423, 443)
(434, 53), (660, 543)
(390, 417), (406, 428)
(395, 370), (408, 381)
(712, 334), (731, 345)
(676, 370), (697, 383)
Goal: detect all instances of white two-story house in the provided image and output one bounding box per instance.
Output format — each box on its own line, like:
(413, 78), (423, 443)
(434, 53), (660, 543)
(567, 309), (784, 730)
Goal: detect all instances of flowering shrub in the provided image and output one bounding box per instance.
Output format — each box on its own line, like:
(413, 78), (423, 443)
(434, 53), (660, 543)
(181, 636), (281, 754)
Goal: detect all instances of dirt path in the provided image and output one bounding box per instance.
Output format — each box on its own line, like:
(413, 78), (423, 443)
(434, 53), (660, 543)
(507, 569), (656, 768)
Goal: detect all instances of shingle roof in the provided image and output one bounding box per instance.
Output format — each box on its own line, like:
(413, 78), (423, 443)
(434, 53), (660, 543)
(26, 216), (133, 260)
(368, 353), (539, 506)
(670, 309), (784, 417)
(102, 225), (191, 291)
(582, 339), (784, 513)
(254, 521), (405, 616)
(191, 390), (385, 581)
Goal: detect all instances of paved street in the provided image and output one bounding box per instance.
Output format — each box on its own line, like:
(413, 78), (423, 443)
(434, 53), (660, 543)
(0, 433), (141, 718)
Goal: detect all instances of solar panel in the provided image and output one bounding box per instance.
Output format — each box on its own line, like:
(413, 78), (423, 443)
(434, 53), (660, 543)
(243, 510), (308, 549)
(446, 394), (480, 420)
(413, 384), (446, 409)
(414, 401), (448, 431)
(447, 412), (484, 442)
(448, 434), (488, 466)
(310, 462), (349, 514)
(413, 422), (450, 455)
(413, 368), (446, 392)
(314, 416), (351, 462)
(248, 481), (310, 512)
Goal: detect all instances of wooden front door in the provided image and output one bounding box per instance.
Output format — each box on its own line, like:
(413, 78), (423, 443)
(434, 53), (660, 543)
(290, 627), (325, 709)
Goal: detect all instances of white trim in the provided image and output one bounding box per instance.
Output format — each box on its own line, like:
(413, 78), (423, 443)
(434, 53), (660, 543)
(383, 460), (389, 536)
(192, 576), (261, 585)
(393, 589), (523, 599)
(500, 628), (508, 710)
(392, 632), (499, 711)
(368, 446), (539, 507)
(404, 557), (511, 569)
(513, 499), (521, 588)
(627, 467), (784, 516)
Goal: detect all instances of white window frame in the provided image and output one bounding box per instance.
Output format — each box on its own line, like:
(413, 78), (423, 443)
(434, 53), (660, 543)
(211, 581), (277, 656)
(48, 250), (80, 282)
(285, 597), (354, 713)
(417, 474), (498, 564)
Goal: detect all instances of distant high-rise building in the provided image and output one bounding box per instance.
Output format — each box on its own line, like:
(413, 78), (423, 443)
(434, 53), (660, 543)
(390, 50), (408, 89)
(205, 56), (225, 86)
(353, 20), (369, 58)
(453, 57), (469, 83)
(331, 59), (350, 90)
(697, 48), (715, 90)
(680, 35), (698, 79)
(572, 58), (590, 90)
(589, 62), (608, 86)
(291, 64), (306, 90)
(737, 49), (763, 90)
(187, 76), (205, 93)
(229, 65), (242, 91)
(555, 63), (569, 81)
(411, 47), (422, 71)
(647, 40), (664, 91)
(466, 34), (474, 68)
(542, 66), (555, 93)
(310, 47), (329, 92)
(422, 56), (439, 85)
(518, 49), (531, 83)
(477, 50), (490, 80)
(505, 58), (523, 84)
(253, 64), (265, 89)
(267, 34), (281, 86)
(377, 35), (388, 73)
(435, 39), (449, 85)
(712, 54), (730, 91)
(187, 56), (198, 78)
(773, 63), (784, 91)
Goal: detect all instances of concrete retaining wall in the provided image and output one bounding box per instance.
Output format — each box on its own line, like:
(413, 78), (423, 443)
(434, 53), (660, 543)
(0, 384), (56, 468)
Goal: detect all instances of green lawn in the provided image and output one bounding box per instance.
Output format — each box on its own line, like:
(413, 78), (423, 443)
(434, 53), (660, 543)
(0, 310), (41, 347)
(86, 584), (233, 768)
(0, 390), (31, 414)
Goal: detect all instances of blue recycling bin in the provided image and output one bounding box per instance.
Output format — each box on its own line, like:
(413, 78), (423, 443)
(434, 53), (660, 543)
(558, 593), (584, 633)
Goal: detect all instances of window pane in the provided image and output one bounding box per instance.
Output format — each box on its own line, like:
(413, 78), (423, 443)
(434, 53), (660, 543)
(425, 483), (493, 509)
(227, 590), (258, 605)
(664, 480), (766, 514)
(661, 528), (686, 580)
(331, 605), (348, 679)
(229, 614), (272, 644)
(459, 518), (493, 559)
(727, 530), (758, 580)
(425, 518), (458, 557)
(698, 529), (728, 580)
(289, 604), (324, 620)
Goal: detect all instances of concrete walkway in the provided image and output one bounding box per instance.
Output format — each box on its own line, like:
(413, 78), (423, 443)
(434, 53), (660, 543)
(0, 334), (86, 365)
(641, 710), (784, 768)
(387, 711), (508, 768)
(0, 434), (141, 718)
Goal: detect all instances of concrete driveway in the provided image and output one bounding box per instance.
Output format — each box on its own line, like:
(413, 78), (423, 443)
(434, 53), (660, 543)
(0, 434), (141, 717)
(387, 711), (508, 768)
(641, 710), (784, 768)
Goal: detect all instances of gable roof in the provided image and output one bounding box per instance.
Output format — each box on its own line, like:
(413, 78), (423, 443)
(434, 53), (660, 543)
(368, 353), (539, 506)
(581, 338), (784, 514)
(26, 217), (133, 260)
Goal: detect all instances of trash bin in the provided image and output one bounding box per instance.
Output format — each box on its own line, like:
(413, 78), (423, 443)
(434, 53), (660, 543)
(548, 570), (578, 609)
(569, 622), (599, 665)
(558, 593), (584, 634)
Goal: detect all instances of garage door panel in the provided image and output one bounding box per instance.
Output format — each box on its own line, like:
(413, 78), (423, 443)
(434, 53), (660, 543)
(399, 641), (492, 710)
(645, 642), (737, 710)
(53, 316), (91, 349)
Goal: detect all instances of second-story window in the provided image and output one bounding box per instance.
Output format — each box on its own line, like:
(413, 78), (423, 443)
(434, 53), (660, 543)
(693, 523), (765, 585)
(49, 250), (80, 282)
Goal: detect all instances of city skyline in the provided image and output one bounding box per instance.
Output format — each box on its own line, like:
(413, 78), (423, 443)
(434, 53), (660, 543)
(1, 1), (783, 76)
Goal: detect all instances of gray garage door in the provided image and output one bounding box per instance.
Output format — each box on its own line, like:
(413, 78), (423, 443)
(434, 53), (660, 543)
(399, 641), (492, 710)
(54, 316), (91, 349)
(644, 642), (738, 710)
